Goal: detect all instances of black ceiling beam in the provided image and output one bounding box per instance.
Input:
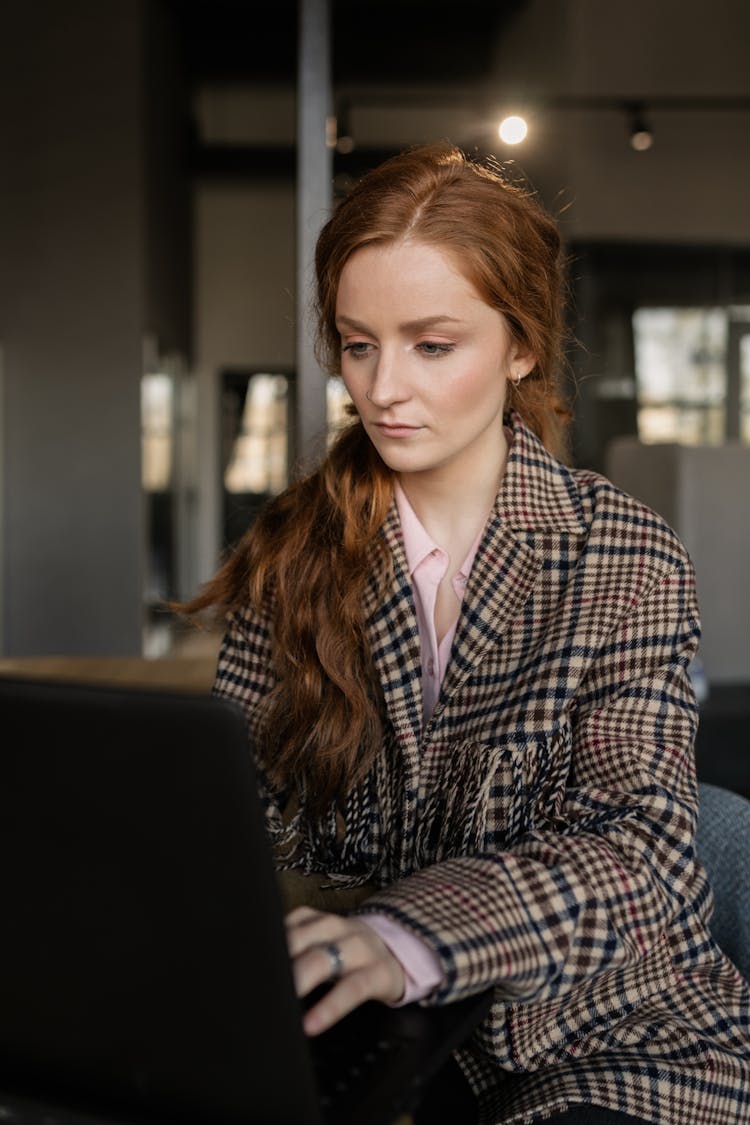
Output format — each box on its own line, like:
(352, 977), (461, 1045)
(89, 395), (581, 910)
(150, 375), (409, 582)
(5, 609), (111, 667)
(189, 144), (400, 182)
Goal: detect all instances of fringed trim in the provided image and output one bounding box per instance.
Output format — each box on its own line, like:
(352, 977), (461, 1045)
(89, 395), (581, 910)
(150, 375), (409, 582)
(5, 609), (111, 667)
(414, 742), (510, 866)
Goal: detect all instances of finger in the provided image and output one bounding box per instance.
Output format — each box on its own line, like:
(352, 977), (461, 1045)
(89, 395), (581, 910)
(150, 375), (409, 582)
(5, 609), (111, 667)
(303, 961), (397, 1036)
(298, 930), (406, 1035)
(285, 911), (347, 961)
(290, 934), (349, 1000)
(283, 904), (324, 934)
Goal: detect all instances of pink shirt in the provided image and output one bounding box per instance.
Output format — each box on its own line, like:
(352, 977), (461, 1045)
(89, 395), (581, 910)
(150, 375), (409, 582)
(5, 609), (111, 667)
(364, 484), (484, 1004)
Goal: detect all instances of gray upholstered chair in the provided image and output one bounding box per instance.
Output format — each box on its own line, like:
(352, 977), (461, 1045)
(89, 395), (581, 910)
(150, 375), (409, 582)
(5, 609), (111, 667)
(696, 781), (750, 983)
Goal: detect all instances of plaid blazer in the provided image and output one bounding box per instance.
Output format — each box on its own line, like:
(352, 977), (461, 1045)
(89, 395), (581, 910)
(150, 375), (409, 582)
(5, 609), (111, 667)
(213, 415), (750, 1124)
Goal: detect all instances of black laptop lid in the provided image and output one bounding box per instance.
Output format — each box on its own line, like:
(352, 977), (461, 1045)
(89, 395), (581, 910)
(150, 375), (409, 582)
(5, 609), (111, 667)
(0, 676), (324, 1125)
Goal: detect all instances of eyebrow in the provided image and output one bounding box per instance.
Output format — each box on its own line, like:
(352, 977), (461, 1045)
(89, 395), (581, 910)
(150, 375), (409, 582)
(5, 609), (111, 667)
(336, 314), (464, 332)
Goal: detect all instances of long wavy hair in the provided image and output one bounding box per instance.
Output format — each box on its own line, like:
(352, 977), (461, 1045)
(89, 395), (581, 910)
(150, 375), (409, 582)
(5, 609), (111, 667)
(177, 142), (572, 812)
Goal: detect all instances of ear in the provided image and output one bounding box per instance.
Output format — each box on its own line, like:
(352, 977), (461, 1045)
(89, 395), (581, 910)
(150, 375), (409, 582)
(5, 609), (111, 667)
(508, 342), (536, 382)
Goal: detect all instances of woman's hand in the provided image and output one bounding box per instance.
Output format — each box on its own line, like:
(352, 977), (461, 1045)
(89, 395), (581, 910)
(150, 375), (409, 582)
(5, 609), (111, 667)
(285, 904), (406, 1036)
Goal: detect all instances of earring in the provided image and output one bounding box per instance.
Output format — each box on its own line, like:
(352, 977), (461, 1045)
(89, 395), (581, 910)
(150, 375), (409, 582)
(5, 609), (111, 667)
(512, 369), (523, 387)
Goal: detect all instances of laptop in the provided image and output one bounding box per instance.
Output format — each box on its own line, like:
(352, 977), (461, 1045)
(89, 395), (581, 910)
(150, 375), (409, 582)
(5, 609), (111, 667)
(0, 675), (493, 1125)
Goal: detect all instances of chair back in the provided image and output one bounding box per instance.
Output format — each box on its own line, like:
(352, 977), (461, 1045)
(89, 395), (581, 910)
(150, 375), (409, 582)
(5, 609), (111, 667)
(696, 781), (750, 983)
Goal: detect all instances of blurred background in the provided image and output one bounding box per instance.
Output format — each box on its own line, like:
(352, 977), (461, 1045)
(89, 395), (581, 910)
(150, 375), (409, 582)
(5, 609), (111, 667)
(0, 0), (748, 789)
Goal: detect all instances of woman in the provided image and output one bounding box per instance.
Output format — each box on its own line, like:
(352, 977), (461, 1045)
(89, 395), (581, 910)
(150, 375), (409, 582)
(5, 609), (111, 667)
(177, 143), (750, 1123)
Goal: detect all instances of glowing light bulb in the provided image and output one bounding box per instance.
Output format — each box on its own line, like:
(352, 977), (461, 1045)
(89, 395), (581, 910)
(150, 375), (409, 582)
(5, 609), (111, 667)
(498, 115), (528, 144)
(630, 128), (653, 152)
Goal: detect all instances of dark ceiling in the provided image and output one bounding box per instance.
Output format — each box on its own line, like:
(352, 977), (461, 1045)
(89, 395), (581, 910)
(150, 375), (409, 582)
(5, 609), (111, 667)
(168, 0), (528, 178)
(170, 0), (525, 87)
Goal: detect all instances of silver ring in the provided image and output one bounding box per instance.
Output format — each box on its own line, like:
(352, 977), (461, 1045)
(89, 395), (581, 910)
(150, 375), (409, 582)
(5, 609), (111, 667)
(322, 942), (344, 982)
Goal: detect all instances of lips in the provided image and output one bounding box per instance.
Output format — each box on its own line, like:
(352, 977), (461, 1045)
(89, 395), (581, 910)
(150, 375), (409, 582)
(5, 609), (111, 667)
(374, 422), (420, 438)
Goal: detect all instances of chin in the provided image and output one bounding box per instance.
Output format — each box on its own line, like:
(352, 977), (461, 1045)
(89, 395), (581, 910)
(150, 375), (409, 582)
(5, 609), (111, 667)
(379, 454), (435, 476)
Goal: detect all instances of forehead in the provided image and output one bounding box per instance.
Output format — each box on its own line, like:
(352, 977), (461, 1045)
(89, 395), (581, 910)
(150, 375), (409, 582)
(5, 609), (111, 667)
(337, 239), (481, 303)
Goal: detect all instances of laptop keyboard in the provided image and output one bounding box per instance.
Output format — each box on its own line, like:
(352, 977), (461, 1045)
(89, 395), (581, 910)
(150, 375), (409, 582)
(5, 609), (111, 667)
(303, 986), (421, 1121)
(312, 1027), (405, 1111)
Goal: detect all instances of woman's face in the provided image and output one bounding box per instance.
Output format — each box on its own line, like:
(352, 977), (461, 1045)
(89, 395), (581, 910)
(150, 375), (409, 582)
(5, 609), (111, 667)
(336, 239), (533, 488)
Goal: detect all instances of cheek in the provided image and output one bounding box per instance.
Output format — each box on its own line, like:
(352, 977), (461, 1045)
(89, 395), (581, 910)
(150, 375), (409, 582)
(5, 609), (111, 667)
(440, 365), (506, 414)
(341, 372), (364, 407)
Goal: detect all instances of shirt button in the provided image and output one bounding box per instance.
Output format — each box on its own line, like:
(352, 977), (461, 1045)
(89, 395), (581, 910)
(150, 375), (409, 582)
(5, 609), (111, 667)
(427, 658), (435, 675)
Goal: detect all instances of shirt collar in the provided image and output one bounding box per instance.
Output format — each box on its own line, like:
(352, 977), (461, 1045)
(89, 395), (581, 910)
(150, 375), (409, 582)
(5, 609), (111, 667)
(394, 481), (485, 580)
(394, 482), (439, 575)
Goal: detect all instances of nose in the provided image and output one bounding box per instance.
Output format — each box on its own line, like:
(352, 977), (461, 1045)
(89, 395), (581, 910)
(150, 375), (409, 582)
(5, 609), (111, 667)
(367, 349), (409, 408)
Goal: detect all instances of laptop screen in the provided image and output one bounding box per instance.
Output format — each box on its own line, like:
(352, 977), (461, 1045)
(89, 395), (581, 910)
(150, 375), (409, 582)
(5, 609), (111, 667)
(0, 676), (323, 1123)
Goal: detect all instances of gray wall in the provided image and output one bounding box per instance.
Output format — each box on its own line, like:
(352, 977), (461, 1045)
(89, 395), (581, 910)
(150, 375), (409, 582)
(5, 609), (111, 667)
(0, 0), (189, 656)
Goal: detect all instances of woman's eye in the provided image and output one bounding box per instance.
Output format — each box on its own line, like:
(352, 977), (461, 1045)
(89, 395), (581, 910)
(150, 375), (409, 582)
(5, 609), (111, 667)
(417, 341), (454, 357)
(342, 342), (371, 358)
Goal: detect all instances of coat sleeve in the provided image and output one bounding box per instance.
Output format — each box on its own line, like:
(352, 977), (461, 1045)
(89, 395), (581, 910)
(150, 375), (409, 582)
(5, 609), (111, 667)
(355, 551), (704, 1006)
(211, 607), (295, 846)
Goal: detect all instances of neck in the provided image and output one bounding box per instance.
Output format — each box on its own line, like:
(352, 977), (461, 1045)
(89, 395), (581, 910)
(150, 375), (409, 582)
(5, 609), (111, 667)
(397, 432), (508, 549)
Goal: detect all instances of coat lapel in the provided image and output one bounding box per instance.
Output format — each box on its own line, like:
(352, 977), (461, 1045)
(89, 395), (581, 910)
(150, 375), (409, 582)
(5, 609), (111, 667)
(437, 417), (588, 715)
(362, 504), (425, 748)
(442, 517), (541, 704)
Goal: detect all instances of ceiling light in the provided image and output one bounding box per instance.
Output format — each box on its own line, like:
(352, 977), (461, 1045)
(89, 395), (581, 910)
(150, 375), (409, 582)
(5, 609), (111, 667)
(332, 102), (355, 154)
(498, 114), (528, 145)
(627, 104), (654, 151)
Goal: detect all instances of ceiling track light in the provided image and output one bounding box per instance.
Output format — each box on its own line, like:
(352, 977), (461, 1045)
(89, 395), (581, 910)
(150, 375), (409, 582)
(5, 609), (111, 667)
(627, 102), (654, 151)
(325, 92), (750, 161)
(332, 99), (355, 155)
(498, 113), (528, 144)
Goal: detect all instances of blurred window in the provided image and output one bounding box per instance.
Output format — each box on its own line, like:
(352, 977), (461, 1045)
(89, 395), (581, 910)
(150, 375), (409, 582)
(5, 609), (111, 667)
(632, 308), (727, 445)
(224, 372), (289, 496)
(221, 371), (354, 548)
(633, 307), (750, 445)
(741, 332), (750, 444)
(142, 372), (174, 491)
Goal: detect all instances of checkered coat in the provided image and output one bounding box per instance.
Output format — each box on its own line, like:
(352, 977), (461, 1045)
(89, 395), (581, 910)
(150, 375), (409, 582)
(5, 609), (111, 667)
(213, 415), (750, 1123)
